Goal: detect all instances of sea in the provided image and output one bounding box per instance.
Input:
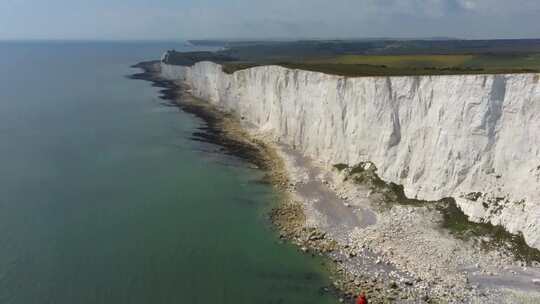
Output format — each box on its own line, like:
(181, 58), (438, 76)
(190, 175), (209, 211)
(0, 41), (337, 304)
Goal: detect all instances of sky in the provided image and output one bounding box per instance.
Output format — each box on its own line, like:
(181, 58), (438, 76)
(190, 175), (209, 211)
(0, 0), (539, 40)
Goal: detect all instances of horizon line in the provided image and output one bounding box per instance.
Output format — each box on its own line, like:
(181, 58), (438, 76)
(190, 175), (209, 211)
(2, 36), (540, 43)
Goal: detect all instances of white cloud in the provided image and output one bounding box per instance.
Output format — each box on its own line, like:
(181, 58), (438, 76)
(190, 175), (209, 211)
(457, 0), (477, 10)
(456, 0), (540, 13)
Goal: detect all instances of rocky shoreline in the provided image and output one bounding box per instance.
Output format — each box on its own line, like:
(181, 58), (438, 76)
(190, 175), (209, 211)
(130, 61), (381, 302)
(130, 62), (273, 171)
(131, 61), (540, 304)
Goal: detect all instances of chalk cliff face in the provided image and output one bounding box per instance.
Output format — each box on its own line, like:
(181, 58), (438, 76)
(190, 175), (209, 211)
(159, 60), (540, 250)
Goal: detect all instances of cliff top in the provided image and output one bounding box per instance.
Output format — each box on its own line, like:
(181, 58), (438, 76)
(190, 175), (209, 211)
(164, 39), (540, 77)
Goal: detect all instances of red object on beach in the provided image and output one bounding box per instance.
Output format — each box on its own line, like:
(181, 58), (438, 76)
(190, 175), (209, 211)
(356, 292), (368, 304)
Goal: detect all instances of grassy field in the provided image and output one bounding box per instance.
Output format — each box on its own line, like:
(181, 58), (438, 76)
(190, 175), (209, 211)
(465, 53), (540, 69)
(312, 53), (540, 69)
(309, 54), (476, 67)
(166, 40), (540, 76)
(220, 53), (540, 76)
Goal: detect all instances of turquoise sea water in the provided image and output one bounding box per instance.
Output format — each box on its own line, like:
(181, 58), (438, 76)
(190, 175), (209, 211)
(0, 41), (336, 304)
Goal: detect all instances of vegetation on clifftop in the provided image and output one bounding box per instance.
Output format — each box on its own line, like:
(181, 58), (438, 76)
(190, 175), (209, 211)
(165, 39), (540, 77)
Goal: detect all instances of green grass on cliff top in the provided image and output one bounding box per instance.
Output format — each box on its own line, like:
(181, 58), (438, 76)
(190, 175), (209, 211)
(168, 39), (540, 77)
(221, 53), (540, 77)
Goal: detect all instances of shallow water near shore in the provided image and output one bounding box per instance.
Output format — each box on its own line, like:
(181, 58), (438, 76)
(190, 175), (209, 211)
(0, 41), (337, 304)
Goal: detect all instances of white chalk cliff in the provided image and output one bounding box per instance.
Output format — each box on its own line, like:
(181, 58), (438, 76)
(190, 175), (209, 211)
(158, 58), (540, 250)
